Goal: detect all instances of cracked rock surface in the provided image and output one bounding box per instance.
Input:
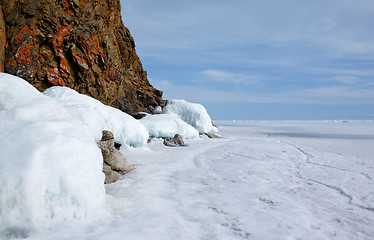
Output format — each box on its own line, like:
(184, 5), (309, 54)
(0, 0), (164, 114)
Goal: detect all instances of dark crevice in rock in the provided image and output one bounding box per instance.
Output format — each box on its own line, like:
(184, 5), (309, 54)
(114, 142), (121, 150)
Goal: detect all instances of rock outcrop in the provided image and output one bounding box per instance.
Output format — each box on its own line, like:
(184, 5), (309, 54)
(163, 134), (188, 147)
(98, 130), (133, 184)
(0, 3), (5, 72)
(0, 0), (164, 114)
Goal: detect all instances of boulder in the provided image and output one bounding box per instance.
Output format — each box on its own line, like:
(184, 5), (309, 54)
(102, 162), (122, 184)
(98, 130), (133, 183)
(204, 133), (222, 139)
(163, 134), (188, 147)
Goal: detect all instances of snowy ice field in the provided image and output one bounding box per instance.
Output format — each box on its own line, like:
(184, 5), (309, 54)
(1, 73), (374, 239)
(25, 120), (374, 240)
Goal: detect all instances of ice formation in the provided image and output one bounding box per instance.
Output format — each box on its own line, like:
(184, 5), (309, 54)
(0, 73), (221, 238)
(140, 113), (199, 139)
(163, 99), (218, 134)
(44, 86), (149, 148)
(0, 73), (106, 236)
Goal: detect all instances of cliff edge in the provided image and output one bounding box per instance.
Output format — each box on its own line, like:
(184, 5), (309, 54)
(0, 0), (164, 114)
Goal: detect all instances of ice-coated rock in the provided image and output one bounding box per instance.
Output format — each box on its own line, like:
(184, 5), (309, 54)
(163, 99), (218, 134)
(153, 106), (163, 114)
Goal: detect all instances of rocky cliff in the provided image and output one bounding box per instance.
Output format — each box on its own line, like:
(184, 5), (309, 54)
(0, 0), (164, 114)
(0, 2), (5, 72)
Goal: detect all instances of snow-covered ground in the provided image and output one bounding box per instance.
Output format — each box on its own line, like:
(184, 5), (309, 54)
(26, 120), (374, 240)
(2, 73), (374, 240)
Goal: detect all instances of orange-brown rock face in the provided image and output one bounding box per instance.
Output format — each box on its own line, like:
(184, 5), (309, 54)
(0, 0), (164, 114)
(0, 3), (5, 72)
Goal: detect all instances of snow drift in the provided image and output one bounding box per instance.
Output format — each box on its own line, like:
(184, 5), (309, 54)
(140, 113), (199, 139)
(163, 99), (218, 134)
(0, 73), (106, 237)
(0, 73), (219, 238)
(44, 86), (149, 148)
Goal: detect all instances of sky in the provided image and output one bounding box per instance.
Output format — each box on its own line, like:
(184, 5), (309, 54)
(120, 0), (374, 120)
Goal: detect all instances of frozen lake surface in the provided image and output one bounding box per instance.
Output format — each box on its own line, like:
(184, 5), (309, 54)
(30, 121), (374, 240)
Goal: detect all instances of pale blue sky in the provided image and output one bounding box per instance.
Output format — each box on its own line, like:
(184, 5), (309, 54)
(121, 0), (374, 120)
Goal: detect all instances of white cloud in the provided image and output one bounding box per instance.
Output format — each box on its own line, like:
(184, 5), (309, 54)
(155, 79), (374, 105)
(310, 68), (374, 77)
(124, 0), (374, 112)
(300, 86), (374, 100)
(122, 0), (374, 56)
(324, 76), (359, 84)
(201, 70), (258, 85)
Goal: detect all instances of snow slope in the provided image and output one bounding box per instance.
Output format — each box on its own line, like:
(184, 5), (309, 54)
(44, 86), (149, 147)
(0, 73), (219, 239)
(26, 120), (374, 240)
(0, 73), (107, 238)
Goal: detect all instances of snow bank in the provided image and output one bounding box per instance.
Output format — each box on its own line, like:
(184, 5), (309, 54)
(44, 86), (149, 147)
(0, 73), (107, 236)
(163, 99), (218, 133)
(140, 113), (199, 139)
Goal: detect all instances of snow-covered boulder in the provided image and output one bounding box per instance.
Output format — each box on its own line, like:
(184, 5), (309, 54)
(0, 73), (106, 235)
(153, 106), (163, 114)
(139, 113), (199, 139)
(44, 86), (149, 148)
(163, 99), (218, 134)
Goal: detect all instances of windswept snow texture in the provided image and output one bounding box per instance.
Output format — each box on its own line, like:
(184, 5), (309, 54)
(0, 73), (106, 237)
(44, 87), (149, 147)
(163, 99), (218, 134)
(140, 113), (199, 139)
(28, 120), (374, 240)
(2, 74), (374, 239)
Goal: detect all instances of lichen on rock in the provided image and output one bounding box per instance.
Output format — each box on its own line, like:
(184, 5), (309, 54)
(0, 2), (5, 72)
(0, 0), (165, 114)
